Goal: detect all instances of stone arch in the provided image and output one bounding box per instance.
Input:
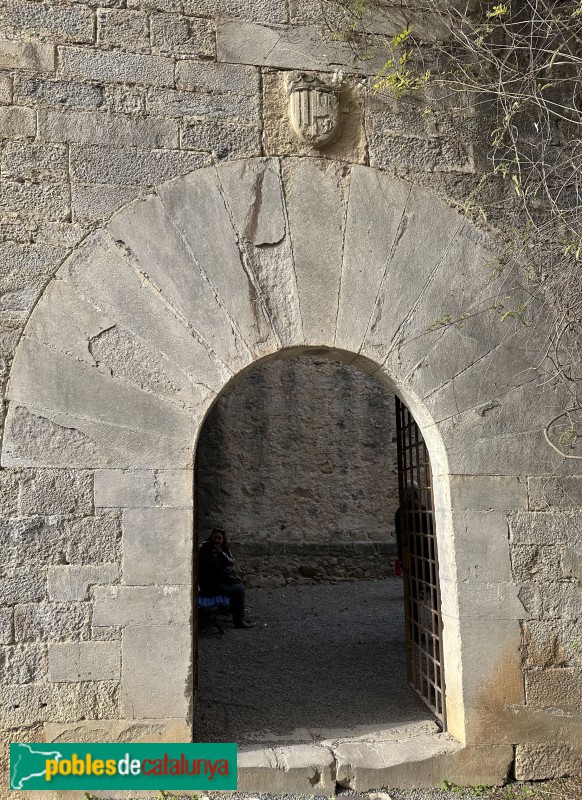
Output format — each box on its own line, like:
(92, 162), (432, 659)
(2, 157), (561, 767)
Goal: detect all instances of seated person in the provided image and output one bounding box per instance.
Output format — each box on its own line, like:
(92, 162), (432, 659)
(198, 527), (253, 629)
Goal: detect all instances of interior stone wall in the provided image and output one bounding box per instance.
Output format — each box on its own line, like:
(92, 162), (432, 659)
(196, 355), (399, 585)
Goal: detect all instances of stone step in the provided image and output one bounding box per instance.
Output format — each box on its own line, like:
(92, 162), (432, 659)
(238, 725), (513, 795)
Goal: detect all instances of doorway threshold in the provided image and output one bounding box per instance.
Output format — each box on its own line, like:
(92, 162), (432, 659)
(238, 719), (464, 795)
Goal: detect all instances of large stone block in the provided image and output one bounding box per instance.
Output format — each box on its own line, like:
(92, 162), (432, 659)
(0, 72), (13, 103)
(0, 643), (46, 683)
(0, 106), (35, 138)
(95, 469), (192, 508)
(18, 468), (92, 516)
(13, 76), (104, 109)
(97, 9), (149, 51)
(184, 0), (287, 23)
(0, 0), (94, 43)
(48, 564), (118, 601)
(2, 141), (68, 180)
(529, 476), (582, 510)
(238, 744), (336, 795)
(59, 230), (231, 395)
(121, 625), (191, 719)
(515, 743), (582, 780)
(157, 168), (276, 358)
(14, 601), (91, 642)
(216, 157), (302, 347)
(216, 20), (385, 72)
(0, 39), (54, 71)
(509, 510), (582, 546)
(108, 195), (252, 372)
(49, 641), (120, 682)
(181, 117), (261, 159)
(38, 109), (178, 147)
(336, 167), (410, 353)
(451, 511), (511, 583)
(71, 183), (141, 224)
(123, 508), (192, 585)
(448, 475), (528, 512)
(284, 159), (346, 347)
(0, 178), (69, 221)
(540, 582), (581, 620)
(151, 13), (215, 56)
(1, 681), (118, 726)
(65, 513), (121, 564)
(92, 585), (189, 626)
(0, 566), (46, 604)
(70, 144), (210, 187)
(59, 46), (174, 87)
(175, 60), (259, 95)
(0, 608), (13, 643)
(0, 516), (67, 568)
(522, 619), (582, 669)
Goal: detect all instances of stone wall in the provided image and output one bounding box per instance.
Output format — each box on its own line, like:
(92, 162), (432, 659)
(196, 356), (399, 586)
(0, 0), (580, 790)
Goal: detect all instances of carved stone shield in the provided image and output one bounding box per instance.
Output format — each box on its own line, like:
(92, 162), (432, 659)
(288, 74), (340, 147)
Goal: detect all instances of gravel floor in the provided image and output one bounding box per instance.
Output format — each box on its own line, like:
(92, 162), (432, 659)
(195, 578), (433, 744)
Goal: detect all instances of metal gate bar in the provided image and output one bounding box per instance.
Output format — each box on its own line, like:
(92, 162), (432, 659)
(395, 397), (446, 726)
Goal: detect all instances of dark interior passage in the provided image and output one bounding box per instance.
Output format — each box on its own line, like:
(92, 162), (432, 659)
(194, 579), (432, 744)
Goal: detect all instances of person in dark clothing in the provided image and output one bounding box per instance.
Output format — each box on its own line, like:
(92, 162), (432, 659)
(198, 527), (253, 629)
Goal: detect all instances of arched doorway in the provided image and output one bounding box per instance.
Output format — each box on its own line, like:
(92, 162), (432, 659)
(193, 352), (445, 742)
(1, 156), (549, 785)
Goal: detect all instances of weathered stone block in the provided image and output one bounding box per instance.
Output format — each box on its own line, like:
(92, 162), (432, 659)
(526, 668), (582, 711)
(14, 76), (104, 109)
(18, 468), (93, 516)
(238, 743), (336, 794)
(0, 567), (46, 604)
(175, 60), (259, 95)
(216, 20), (385, 72)
(97, 9), (149, 51)
(72, 182), (140, 224)
(0, 1), (94, 44)
(93, 585), (189, 626)
(0, 178), (69, 221)
(515, 743), (582, 780)
(122, 625), (191, 718)
(147, 87), (259, 120)
(2, 682), (118, 726)
(39, 109), (178, 147)
(509, 510), (582, 546)
(0, 644), (46, 683)
(181, 117), (261, 158)
(70, 144), (210, 187)
(123, 508), (192, 585)
(0, 469), (19, 514)
(92, 625), (121, 641)
(65, 513), (121, 564)
(0, 39), (54, 71)
(0, 516), (67, 567)
(0, 106), (35, 138)
(14, 601), (91, 642)
(49, 641), (120, 681)
(48, 564), (118, 601)
(183, 0), (287, 23)
(522, 620), (582, 669)
(528, 476), (582, 510)
(541, 582), (581, 620)
(0, 72), (13, 103)
(107, 193), (251, 371)
(59, 46), (174, 87)
(95, 469), (192, 508)
(2, 141), (68, 180)
(0, 607), (13, 643)
(511, 544), (559, 583)
(448, 475), (528, 512)
(151, 14), (215, 57)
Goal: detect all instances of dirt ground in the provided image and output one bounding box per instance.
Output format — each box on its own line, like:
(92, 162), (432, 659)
(194, 578), (432, 744)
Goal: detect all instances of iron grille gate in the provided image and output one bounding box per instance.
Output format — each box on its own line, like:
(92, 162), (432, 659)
(395, 397), (446, 727)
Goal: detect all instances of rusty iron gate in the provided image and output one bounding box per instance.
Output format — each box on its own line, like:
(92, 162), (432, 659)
(395, 397), (446, 727)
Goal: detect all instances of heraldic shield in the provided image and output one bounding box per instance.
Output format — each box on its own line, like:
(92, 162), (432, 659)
(288, 74), (340, 147)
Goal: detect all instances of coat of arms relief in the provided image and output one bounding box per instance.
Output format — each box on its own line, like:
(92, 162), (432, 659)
(287, 74), (341, 147)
